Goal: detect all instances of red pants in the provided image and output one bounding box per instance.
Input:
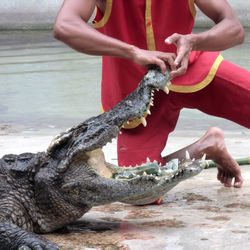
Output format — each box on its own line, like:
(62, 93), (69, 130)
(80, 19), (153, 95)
(118, 60), (250, 166)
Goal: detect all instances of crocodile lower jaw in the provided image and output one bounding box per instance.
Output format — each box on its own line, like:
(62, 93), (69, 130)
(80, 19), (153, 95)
(87, 147), (206, 183)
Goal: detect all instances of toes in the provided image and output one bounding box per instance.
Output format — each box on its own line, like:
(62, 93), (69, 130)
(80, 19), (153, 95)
(234, 175), (243, 188)
(217, 170), (233, 187)
(223, 173), (228, 184)
(216, 163), (243, 188)
(217, 169), (222, 182)
(224, 175), (232, 187)
(218, 170), (226, 184)
(218, 171), (243, 188)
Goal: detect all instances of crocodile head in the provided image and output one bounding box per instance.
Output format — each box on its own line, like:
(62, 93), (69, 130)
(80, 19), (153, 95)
(38, 67), (205, 207)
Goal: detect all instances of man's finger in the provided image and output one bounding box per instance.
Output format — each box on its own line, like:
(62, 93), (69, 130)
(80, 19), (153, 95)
(165, 38), (172, 45)
(165, 33), (180, 45)
(163, 55), (176, 71)
(155, 59), (167, 75)
(174, 46), (187, 66)
(170, 63), (188, 78)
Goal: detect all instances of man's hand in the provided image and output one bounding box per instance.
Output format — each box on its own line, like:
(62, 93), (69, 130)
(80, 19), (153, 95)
(165, 33), (196, 79)
(131, 47), (177, 75)
(164, 0), (245, 79)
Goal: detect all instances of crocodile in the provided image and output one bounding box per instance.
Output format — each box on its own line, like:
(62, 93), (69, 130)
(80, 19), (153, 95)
(0, 68), (206, 249)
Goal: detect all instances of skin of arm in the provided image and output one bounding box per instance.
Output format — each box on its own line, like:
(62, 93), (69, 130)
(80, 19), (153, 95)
(54, 0), (176, 74)
(165, 0), (245, 78)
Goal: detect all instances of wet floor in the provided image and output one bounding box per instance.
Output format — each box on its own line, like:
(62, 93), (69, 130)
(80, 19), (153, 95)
(43, 165), (250, 250)
(0, 28), (250, 133)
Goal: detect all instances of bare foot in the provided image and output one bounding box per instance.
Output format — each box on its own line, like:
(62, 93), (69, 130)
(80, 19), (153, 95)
(163, 127), (243, 188)
(204, 127), (243, 188)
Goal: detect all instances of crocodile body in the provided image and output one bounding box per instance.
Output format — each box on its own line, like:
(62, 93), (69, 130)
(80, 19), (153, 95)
(0, 68), (205, 249)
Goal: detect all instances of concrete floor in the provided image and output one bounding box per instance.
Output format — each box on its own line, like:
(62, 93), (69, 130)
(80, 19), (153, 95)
(0, 131), (249, 250)
(42, 165), (250, 250)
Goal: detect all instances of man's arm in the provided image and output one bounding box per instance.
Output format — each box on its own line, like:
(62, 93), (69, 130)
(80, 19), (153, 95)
(165, 0), (245, 78)
(54, 0), (176, 74)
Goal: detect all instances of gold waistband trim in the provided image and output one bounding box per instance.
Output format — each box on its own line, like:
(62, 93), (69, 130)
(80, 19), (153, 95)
(169, 54), (223, 93)
(101, 54), (224, 129)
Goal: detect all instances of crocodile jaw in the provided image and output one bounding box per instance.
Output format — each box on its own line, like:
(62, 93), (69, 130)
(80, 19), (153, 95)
(110, 157), (206, 205)
(46, 67), (205, 206)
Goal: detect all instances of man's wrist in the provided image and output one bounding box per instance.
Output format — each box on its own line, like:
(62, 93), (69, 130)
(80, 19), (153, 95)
(126, 45), (140, 62)
(187, 33), (199, 51)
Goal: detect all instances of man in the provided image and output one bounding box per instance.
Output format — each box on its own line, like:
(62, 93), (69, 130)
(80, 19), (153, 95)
(54, 0), (250, 189)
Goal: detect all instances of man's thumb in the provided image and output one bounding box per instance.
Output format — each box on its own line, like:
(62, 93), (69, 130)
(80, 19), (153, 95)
(165, 34), (179, 45)
(165, 37), (172, 44)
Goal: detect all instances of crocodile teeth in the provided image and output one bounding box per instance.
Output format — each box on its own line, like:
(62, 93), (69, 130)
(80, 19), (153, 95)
(119, 131), (122, 135)
(200, 154), (206, 163)
(163, 86), (169, 94)
(147, 109), (151, 115)
(150, 101), (154, 106)
(127, 121), (130, 124)
(141, 117), (147, 127)
(156, 88), (159, 91)
(185, 150), (191, 160)
(146, 157), (151, 163)
(167, 81), (172, 86)
(143, 171), (147, 176)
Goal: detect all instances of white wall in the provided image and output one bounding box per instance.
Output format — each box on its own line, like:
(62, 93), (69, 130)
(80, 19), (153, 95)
(0, 0), (249, 29)
(0, 0), (64, 29)
(195, 1), (250, 27)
